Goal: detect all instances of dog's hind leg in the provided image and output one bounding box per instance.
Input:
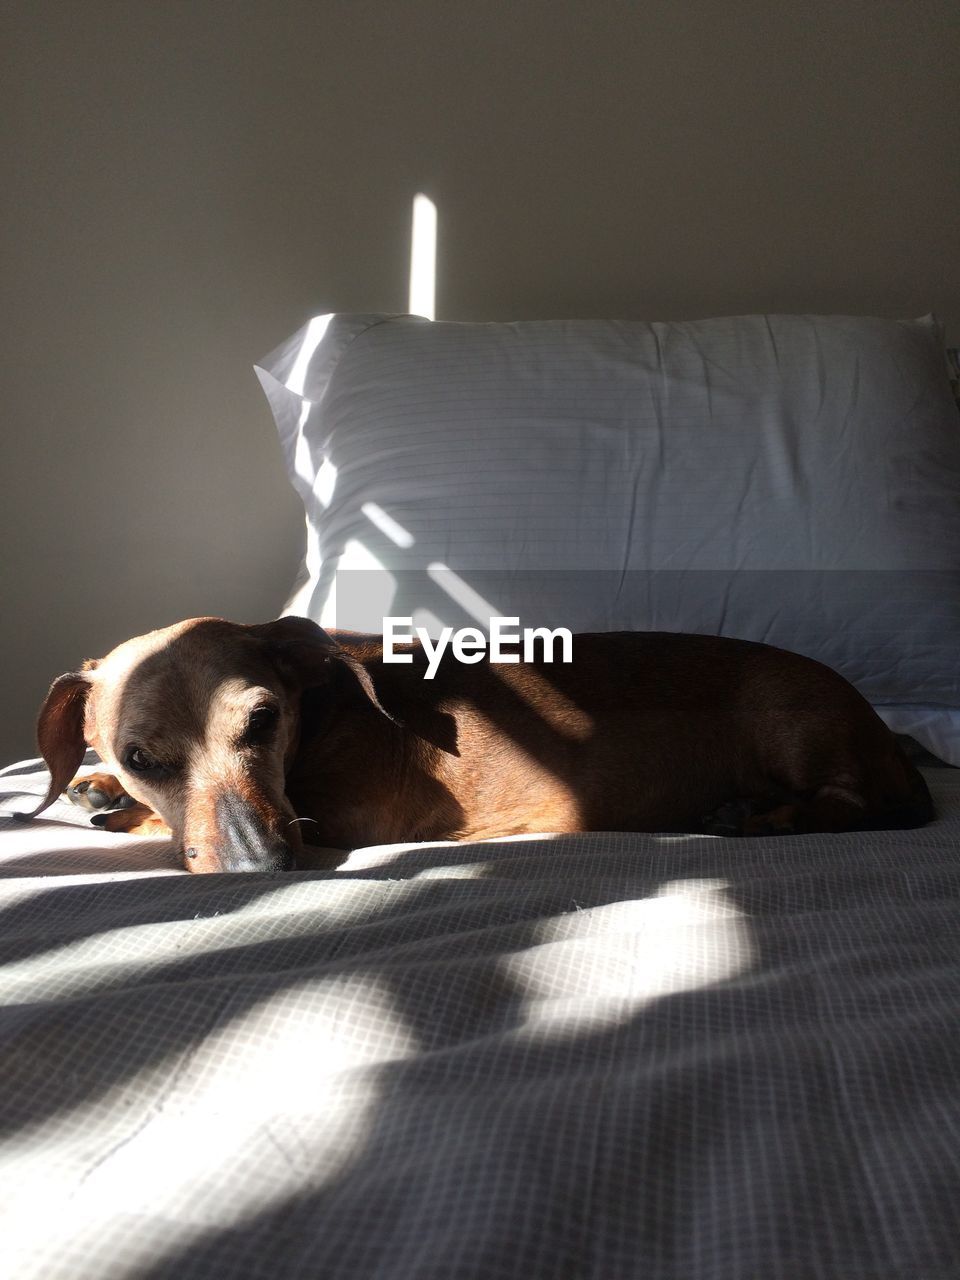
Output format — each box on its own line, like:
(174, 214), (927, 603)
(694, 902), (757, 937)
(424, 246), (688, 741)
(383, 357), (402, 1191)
(702, 779), (871, 837)
(764, 740), (935, 834)
(742, 785), (868, 835)
(727, 756), (933, 837)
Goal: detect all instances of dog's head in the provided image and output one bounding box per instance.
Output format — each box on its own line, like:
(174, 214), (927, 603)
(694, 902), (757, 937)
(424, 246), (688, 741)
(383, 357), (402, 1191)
(29, 616), (392, 873)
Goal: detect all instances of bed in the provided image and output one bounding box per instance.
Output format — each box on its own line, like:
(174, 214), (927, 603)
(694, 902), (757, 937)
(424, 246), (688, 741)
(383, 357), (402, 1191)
(2, 311), (960, 1277)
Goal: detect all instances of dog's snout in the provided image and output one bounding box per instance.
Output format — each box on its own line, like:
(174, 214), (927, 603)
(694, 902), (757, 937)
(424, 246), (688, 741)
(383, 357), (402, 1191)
(219, 793), (293, 869)
(182, 791), (296, 874)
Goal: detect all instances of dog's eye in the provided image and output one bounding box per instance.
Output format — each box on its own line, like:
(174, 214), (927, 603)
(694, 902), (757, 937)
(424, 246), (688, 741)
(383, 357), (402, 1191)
(127, 747), (158, 773)
(246, 706), (279, 739)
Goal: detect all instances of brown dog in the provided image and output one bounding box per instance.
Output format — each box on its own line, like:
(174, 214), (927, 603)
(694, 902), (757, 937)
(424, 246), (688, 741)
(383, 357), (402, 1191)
(20, 617), (933, 873)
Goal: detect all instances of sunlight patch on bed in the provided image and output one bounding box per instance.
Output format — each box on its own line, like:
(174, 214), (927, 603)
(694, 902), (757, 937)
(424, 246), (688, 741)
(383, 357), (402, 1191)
(340, 829), (561, 874)
(6, 976), (411, 1274)
(501, 878), (755, 1037)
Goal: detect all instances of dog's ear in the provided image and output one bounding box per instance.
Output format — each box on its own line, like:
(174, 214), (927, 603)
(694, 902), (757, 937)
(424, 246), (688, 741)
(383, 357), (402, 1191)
(15, 671), (94, 820)
(252, 617), (399, 725)
(250, 615), (339, 665)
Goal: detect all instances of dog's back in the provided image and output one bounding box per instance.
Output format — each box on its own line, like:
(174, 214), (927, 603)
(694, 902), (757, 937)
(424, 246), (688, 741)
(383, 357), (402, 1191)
(306, 630), (934, 843)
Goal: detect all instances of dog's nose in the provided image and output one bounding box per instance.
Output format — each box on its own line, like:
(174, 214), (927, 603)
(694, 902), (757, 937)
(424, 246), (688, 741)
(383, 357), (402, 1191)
(222, 845), (294, 873)
(180, 791), (297, 874)
(182, 841), (294, 874)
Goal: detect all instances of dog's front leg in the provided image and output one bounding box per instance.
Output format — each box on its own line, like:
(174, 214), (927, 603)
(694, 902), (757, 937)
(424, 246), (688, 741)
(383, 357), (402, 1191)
(67, 771), (137, 812)
(67, 773), (171, 836)
(90, 802), (172, 836)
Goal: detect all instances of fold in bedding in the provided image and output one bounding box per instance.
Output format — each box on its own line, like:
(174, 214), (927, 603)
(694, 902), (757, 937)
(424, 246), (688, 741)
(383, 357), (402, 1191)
(1, 759), (959, 1278)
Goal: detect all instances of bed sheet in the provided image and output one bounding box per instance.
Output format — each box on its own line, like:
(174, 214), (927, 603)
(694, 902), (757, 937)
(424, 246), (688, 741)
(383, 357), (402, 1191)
(1, 756), (959, 1278)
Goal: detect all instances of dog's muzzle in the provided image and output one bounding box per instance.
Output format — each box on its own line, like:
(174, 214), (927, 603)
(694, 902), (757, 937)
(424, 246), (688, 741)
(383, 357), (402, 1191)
(183, 792), (297, 873)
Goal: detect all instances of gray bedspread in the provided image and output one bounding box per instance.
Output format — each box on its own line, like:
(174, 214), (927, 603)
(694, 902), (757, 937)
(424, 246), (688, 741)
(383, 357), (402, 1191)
(1, 756), (959, 1278)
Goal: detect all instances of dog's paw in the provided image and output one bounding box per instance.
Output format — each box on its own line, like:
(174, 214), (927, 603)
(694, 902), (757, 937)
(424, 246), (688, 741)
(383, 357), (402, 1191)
(743, 804), (798, 836)
(90, 803), (171, 837)
(703, 791), (803, 837)
(67, 772), (136, 812)
(701, 799), (754, 836)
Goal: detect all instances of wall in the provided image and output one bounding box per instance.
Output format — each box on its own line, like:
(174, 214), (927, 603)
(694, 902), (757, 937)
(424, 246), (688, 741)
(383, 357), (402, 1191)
(2, 0), (957, 762)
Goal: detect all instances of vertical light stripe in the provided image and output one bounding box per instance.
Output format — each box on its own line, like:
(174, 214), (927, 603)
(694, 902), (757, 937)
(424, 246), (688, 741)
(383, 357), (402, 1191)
(408, 194), (437, 321)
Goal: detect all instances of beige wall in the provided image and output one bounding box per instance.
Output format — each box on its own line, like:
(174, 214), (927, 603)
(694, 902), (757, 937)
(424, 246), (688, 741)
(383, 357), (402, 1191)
(2, 0), (958, 763)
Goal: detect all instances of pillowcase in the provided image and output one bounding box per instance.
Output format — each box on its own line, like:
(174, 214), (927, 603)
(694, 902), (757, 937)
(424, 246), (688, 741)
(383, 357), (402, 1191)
(255, 311), (960, 763)
(874, 705), (960, 766)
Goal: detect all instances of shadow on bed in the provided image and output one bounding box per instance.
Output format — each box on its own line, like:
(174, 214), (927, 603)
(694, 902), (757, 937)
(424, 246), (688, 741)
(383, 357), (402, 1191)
(0, 865), (621, 1220)
(2, 826), (959, 1275)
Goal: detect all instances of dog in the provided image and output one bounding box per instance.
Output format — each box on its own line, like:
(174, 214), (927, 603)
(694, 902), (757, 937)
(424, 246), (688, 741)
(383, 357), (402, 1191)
(19, 616), (933, 873)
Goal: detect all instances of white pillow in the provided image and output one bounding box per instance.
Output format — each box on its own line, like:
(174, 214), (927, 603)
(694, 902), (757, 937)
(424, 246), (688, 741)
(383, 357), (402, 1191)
(875, 706), (960, 767)
(256, 311), (960, 763)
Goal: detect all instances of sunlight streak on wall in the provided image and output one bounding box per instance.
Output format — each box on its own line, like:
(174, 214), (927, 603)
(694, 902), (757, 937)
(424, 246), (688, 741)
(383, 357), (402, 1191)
(408, 193), (437, 320)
